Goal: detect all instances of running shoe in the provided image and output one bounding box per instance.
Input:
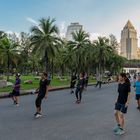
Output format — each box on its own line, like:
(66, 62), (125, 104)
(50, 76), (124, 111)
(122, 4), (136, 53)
(78, 100), (81, 104)
(113, 124), (120, 133)
(114, 128), (125, 135)
(35, 113), (42, 118)
(15, 103), (19, 107)
(34, 112), (38, 116)
(75, 100), (79, 104)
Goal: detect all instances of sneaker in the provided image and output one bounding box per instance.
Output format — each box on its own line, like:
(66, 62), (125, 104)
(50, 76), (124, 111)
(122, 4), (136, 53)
(15, 103), (19, 107)
(34, 112), (38, 116)
(75, 100), (79, 104)
(75, 100), (81, 104)
(77, 100), (81, 104)
(113, 125), (120, 133)
(35, 113), (42, 118)
(115, 128), (125, 135)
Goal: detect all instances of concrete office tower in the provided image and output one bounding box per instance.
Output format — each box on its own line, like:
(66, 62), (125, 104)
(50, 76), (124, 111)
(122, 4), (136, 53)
(66, 23), (83, 41)
(120, 20), (138, 60)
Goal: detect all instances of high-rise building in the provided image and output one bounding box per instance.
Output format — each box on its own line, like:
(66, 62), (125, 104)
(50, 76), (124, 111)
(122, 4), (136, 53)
(120, 20), (138, 60)
(66, 23), (83, 41)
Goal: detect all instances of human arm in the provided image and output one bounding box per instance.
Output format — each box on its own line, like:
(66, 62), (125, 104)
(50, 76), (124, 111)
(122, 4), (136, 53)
(125, 85), (131, 107)
(125, 92), (131, 107)
(45, 86), (48, 99)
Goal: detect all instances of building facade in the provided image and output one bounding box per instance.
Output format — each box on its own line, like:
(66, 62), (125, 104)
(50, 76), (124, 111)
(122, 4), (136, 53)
(66, 23), (83, 41)
(120, 20), (138, 60)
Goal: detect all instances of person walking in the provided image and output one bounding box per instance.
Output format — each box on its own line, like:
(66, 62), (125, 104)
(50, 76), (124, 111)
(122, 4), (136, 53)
(11, 73), (21, 107)
(95, 73), (102, 88)
(133, 75), (140, 110)
(34, 72), (49, 118)
(75, 72), (85, 104)
(113, 73), (131, 135)
(70, 73), (77, 94)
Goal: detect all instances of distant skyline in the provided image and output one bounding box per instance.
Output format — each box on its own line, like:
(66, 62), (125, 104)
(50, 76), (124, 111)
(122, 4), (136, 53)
(0, 0), (140, 44)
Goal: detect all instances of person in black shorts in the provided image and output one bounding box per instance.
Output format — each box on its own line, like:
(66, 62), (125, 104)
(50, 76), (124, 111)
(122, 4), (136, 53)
(75, 72), (85, 104)
(11, 73), (21, 106)
(70, 73), (77, 94)
(34, 72), (49, 118)
(113, 73), (131, 135)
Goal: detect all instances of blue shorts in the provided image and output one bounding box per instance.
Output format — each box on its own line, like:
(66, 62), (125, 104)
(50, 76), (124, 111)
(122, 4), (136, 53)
(115, 103), (128, 114)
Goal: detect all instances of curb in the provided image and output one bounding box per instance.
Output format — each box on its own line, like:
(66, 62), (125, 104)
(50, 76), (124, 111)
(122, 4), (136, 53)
(0, 82), (115, 99)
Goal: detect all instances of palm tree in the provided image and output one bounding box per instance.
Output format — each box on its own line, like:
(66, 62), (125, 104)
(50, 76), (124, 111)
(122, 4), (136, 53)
(19, 32), (32, 74)
(30, 17), (60, 72)
(0, 37), (19, 80)
(106, 53), (126, 74)
(93, 37), (115, 75)
(0, 31), (7, 39)
(67, 29), (90, 74)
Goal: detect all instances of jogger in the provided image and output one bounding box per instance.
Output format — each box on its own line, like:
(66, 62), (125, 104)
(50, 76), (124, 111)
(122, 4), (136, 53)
(114, 73), (131, 135)
(75, 72), (85, 104)
(11, 73), (21, 106)
(95, 73), (102, 88)
(34, 72), (49, 118)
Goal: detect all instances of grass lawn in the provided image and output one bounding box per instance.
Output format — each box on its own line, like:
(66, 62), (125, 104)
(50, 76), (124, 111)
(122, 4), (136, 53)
(0, 75), (96, 93)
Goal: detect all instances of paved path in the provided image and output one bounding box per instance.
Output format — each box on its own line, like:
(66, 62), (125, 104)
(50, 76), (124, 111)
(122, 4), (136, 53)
(0, 83), (140, 140)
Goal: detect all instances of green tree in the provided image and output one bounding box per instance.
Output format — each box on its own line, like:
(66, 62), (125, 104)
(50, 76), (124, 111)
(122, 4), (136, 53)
(0, 37), (19, 80)
(93, 37), (115, 74)
(68, 29), (90, 74)
(30, 17), (60, 72)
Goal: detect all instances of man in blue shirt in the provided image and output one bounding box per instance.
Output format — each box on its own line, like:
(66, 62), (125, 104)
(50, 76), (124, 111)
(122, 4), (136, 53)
(134, 75), (140, 110)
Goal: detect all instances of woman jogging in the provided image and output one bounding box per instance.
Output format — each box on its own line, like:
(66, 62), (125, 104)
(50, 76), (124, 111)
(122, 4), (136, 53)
(133, 75), (140, 110)
(34, 72), (49, 118)
(114, 73), (131, 135)
(11, 73), (21, 106)
(75, 72), (85, 104)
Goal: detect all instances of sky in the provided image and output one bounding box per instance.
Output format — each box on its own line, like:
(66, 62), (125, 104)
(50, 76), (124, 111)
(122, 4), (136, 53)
(0, 0), (140, 44)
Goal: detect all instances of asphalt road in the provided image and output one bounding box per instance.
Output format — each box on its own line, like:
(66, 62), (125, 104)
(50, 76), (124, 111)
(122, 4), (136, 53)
(0, 83), (140, 140)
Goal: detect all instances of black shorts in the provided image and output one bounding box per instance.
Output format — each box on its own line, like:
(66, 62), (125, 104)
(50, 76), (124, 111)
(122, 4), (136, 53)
(11, 90), (20, 96)
(136, 94), (140, 100)
(115, 103), (128, 114)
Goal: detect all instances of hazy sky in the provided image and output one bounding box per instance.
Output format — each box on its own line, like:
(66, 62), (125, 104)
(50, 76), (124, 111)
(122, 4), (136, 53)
(0, 0), (140, 43)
